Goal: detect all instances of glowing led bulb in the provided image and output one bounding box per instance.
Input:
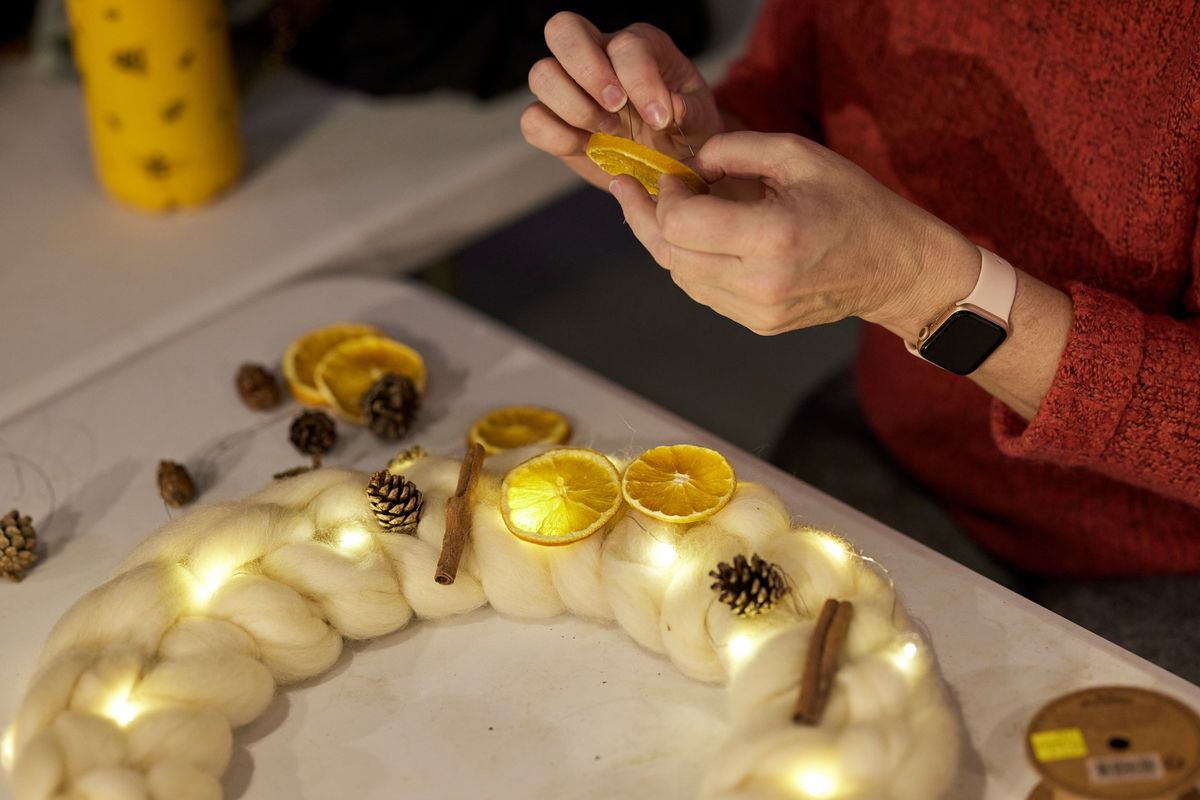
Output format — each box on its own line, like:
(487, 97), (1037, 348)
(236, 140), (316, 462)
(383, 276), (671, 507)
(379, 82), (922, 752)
(817, 535), (850, 563)
(338, 527), (370, 553)
(104, 689), (140, 728)
(193, 562), (235, 604)
(728, 634), (755, 664)
(890, 638), (921, 674)
(649, 540), (677, 568)
(792, 766), (839, 798)
(2, 725), (14, 772)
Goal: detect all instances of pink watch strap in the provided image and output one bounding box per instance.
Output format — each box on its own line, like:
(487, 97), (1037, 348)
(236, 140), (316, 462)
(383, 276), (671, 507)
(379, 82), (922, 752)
(905, 246), (1017, 358)
(963, 248), (1017, 320)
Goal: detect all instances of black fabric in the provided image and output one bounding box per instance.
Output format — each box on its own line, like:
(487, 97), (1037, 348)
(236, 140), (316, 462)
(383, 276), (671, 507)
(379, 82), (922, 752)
(288, 1), (709, 99)
(771, 369), (1200, 684)
(0, 0), (36, 45)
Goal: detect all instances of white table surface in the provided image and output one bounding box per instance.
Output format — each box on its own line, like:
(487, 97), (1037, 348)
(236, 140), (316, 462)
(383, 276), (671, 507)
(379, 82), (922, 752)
(0, 2), (758, 429)
(0, 64), (579, 427)
(0, 275), (1195, 800)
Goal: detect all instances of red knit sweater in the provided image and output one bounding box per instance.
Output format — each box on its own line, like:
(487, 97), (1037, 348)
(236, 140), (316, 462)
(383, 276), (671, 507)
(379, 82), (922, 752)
(715, 0), (1200, 576)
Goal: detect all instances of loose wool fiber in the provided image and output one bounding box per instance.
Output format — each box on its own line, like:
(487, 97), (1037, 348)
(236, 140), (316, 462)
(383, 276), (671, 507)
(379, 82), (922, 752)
(5, 454), (959, 799)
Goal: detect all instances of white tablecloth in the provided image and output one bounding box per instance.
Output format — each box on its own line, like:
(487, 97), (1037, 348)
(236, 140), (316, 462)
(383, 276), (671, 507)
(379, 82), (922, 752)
(0, 276), (1194, 799)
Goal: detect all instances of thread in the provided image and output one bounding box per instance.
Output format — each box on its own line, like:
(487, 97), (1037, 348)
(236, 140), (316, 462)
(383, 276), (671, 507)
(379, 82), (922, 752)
(0, 450), (58, 541)
(6, 464), (961, 799)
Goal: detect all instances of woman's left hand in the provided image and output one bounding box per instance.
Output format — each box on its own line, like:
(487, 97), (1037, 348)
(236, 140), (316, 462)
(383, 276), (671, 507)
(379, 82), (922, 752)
(608, 131), (979, 340)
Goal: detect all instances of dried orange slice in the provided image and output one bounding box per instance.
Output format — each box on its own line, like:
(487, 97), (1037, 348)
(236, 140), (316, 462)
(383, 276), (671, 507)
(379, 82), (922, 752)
(500, 448), (622, 546)
(621, 444), (736, 524)
(585, 132), (708, 196)
(282, 323), (379, 406)
(467, 405), (571, 455)
(313, 335), (426, 423)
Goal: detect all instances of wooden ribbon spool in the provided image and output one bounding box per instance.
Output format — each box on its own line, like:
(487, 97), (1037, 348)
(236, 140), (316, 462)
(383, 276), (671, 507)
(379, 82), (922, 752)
(1026, 687), (1200, 800)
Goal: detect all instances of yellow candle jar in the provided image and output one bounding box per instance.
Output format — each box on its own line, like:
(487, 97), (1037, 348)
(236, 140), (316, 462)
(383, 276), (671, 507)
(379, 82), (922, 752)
(66, 0), (242, 212)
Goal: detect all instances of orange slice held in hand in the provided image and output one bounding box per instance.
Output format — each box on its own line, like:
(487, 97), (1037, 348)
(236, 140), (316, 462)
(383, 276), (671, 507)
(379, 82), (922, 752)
(621, 444), (736, 524)
(585, 132), (708, 196)
(500, 448), (623, 546)
(467, 405), (572, 455)
(283, 323), (380, 406)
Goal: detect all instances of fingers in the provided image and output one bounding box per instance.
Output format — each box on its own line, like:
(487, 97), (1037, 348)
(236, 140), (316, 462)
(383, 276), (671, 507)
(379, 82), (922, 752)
(667, 272), (741, 317)
(605, 25), (676, 130)
(520, 102), (591, 157)
(654, 175), (764, 256)
(540, 13), (714, 144)
(669, 278), (801, 336)
(691, 131), (816, 184)
(609, 175), (675, 268)
(544, 12), (627, 112)
(610, 175), (810, 336)
(673, 89), (715, 141)
(528, 57), (621, 135)
(609, 175), (736, 276)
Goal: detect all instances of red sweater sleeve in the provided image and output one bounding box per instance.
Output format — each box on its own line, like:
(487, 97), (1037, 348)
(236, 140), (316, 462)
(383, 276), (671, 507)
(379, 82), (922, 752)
(712, 0), (820, 138)
(992, 271), (1200, 506)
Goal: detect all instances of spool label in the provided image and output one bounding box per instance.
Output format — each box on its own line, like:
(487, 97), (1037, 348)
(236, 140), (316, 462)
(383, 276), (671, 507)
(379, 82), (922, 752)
(1086, 753), (1165, 785)
(1032, 728), (1090, 763)
(1026, 687), (1200, 799)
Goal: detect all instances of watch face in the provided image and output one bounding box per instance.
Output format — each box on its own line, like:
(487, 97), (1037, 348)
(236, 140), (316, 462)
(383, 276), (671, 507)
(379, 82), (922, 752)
(919, 310), (1007, 375)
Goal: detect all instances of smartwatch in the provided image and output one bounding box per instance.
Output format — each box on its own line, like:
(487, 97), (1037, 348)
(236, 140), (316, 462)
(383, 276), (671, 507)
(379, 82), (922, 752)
(905, 246), (1016, 375)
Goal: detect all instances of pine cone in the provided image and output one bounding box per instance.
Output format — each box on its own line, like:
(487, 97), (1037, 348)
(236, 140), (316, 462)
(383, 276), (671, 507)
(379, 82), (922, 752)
(236, 363), (281, 410)
(387, 444), (427, 475)
(290, 410), (336, 463)
(366, 470), (423, 534)
(709, 554), (789, 618)
(362, 373), (420, 441)
(157, 460), (196, 507)
(1, 509), (38, 582)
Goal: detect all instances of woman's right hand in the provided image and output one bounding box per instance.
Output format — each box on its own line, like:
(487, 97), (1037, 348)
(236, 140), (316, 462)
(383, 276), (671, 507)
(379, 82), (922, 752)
(521, 11), (723, 189)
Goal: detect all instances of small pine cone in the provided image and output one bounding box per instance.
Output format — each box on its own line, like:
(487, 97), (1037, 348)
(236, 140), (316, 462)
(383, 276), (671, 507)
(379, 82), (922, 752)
(236, 363), (281, 410)
(709, 553), (789, 618)
(387, 445), (427, 475)
(0, 509), (38, 582)
(157, 460), (197, 507)
(362, 373), (420, 441)
(366, 470), (423, 533)
(290, 410), (337, 461)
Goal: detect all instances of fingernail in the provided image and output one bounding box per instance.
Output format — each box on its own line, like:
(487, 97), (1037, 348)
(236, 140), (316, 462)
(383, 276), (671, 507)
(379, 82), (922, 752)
(645, 101), (668, 129)
(599, 115), (622, 135)
(608, 179), (623, 201)
(600, 84), (626, 111)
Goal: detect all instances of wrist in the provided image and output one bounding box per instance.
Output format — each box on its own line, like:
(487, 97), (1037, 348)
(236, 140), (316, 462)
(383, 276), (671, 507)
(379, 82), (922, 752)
(863, 218), (981, 343)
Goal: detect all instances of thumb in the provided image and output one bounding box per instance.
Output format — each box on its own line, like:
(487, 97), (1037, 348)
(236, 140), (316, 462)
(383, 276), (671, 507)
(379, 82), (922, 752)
(690, 131), (809, 184)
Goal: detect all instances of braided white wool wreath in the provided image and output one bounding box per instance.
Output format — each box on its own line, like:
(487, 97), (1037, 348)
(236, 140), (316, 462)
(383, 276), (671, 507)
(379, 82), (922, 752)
(4, 452), (960, 800)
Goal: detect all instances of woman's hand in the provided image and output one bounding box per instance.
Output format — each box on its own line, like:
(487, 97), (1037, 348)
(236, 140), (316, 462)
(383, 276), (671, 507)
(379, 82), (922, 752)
(609, 131), (982, 339)
(521, 12), (724, 189)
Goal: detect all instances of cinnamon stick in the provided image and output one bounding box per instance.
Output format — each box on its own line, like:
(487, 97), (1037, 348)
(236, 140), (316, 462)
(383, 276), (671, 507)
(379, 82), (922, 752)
(793, 598), (854, 725)
(814, 600), (854, 719)
(793, 598), (838, 723)
(435, 443), (484, 585)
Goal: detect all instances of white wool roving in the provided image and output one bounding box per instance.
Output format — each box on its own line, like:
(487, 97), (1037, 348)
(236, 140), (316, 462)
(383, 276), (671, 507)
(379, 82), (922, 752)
(4, 457), (960, 800)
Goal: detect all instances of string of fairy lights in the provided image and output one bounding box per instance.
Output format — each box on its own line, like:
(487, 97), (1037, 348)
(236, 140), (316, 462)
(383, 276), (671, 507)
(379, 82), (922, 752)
(2, 480), (932, 800)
